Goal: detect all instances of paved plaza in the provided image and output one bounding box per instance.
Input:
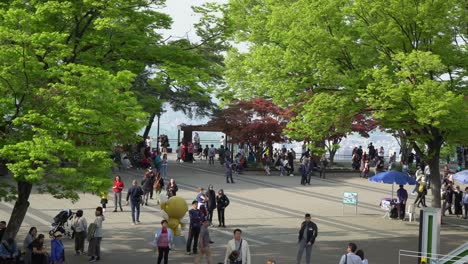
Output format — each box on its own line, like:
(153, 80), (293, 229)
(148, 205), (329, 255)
(1, 157), (467, 264)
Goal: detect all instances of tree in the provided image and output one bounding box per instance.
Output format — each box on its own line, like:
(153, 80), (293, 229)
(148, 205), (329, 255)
(138, 2), (231, 141)
(209, 98), (291, 160)
(222, 0), (468, 206)
(0, 0), (172, 239)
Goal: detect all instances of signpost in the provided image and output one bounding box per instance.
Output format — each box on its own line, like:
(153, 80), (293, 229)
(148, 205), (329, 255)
(343, 192), (358, 215)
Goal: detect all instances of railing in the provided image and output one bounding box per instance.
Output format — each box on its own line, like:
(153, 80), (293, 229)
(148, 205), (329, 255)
(398, 248), (468, 264)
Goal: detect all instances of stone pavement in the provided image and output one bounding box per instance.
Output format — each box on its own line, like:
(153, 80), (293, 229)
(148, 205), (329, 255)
(1, 156), (467, 264)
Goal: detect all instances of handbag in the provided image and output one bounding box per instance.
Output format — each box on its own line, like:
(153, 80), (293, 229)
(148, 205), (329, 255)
(228, 240), (242, 263)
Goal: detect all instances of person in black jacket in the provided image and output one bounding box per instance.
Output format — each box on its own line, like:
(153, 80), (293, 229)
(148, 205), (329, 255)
(216, 189), (229, 227)
(125, 180), (144, 225)
(205, 185), (217, 226)
(296, 213), (318, 264)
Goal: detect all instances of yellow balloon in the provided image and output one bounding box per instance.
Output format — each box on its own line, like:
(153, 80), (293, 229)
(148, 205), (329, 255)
(161, 196), (188, 236)
(168, 218), (181, 236)
(164, 196), (188, 219)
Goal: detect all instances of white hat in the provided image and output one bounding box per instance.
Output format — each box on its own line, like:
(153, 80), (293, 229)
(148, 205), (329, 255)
(54, 231), (63, 237)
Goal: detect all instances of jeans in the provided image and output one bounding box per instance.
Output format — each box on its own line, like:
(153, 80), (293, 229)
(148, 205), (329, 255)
(226, 170), (234, 183)
(296, 239), (312, 264)
(209, 156), (214, 165)
(217, 208), (225, 226)
(131, 200), (141, 222)
(186, 226), (200, 253)
(114, 192), (122, 210)
(161, 164), (168, 179)
(157, 247), (169, 264)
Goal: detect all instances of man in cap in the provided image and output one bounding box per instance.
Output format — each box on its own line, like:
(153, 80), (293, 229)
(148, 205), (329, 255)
(296, 213), (318, 264)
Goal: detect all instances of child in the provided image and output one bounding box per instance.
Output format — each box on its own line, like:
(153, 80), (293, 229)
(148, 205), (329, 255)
(100, 192), (108, 212)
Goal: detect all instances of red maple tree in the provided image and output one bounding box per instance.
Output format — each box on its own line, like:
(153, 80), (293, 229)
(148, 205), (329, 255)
(209, 98), (291, 157)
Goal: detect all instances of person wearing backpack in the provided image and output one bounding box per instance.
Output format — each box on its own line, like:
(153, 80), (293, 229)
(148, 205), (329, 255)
(126, 180), (144, 225)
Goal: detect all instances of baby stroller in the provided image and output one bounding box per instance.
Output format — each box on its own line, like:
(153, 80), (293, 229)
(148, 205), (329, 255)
(48, 209), (74, 238)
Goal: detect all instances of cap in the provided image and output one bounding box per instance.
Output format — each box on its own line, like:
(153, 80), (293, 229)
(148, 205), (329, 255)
(54, 231), (63, 237)
(305, 213), (311, 217)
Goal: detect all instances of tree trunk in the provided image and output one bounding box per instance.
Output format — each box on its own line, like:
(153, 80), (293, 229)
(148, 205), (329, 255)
(328, 148), (337, 164)
(427, 138), (443, 208)
(398, 136), (411, 163)
(142, 112), (156, 139)
(5, 181), (33, 239)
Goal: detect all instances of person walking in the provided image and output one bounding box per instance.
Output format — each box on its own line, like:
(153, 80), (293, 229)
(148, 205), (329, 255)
(338, 243), (362, 264)
(195, 220), (213, 264)
(160, 153), (168, 179)
(143, 169), (155, 205)
(296, 213), (318, 264)
(187, 201), (204, 255)
(208, 145), (216, 165)
(216, 189), (230, 227)
(224, 229), (251, 264)
(50, 231), (65, 264)
(397, 185), (408, 220)
(126, 180), (144, 225)
(206, 185), (217, 225)
(453, 186), (463, 218)
(443, 182), (454, 216)
(166, 178), (178, 197)
(112, 175), (124, 212)
(463, 187), (468, 219)
(88, 207), (105, 262)
(261, 154), (270, 176)
(153, 173), (165, 205)
(226, 159), (234, 183)
(414, 177), (427, 208)
(23, 227), (37, 264)
(154, 220), (173, 264)
(72, 209), (87, 255)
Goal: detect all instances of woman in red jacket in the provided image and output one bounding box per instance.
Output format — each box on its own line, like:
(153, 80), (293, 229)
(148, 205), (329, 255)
(113, 175), (124, 212)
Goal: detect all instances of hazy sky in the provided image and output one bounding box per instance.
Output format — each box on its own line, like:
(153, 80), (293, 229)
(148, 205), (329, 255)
(161, 0), (227, 41)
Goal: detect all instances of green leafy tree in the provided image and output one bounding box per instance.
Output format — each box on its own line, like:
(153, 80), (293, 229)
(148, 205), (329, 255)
(137, 2), (231, 140)
(0, 0), (173, 239)
(222, 0), (468, 206)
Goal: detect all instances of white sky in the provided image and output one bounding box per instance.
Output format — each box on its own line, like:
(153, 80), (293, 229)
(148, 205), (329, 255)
(160, 0), (227, 41)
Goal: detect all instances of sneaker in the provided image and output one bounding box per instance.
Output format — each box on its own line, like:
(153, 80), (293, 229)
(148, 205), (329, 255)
(137, 220), (141, 224)
(289, 174), (294, 177)
(131, 222), (135, 225)
(89, 257), (95, 262)
(186, 252), (192, 255)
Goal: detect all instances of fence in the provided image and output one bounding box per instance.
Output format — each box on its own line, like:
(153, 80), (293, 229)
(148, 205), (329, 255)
(399, 248), (468, 264)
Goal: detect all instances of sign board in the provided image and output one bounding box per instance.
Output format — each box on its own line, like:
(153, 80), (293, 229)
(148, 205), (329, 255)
(343, 192), (358, 205)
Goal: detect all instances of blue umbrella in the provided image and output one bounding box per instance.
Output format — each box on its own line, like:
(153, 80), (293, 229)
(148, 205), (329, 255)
(453, 170), (468, 184)
(369, 170), (417, 198)
(369, 170), (417, 185)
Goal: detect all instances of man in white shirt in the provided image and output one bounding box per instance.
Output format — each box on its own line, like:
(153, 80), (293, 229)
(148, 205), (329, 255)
(338, 243), (362, 264)
(224, 229), (250, 264)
